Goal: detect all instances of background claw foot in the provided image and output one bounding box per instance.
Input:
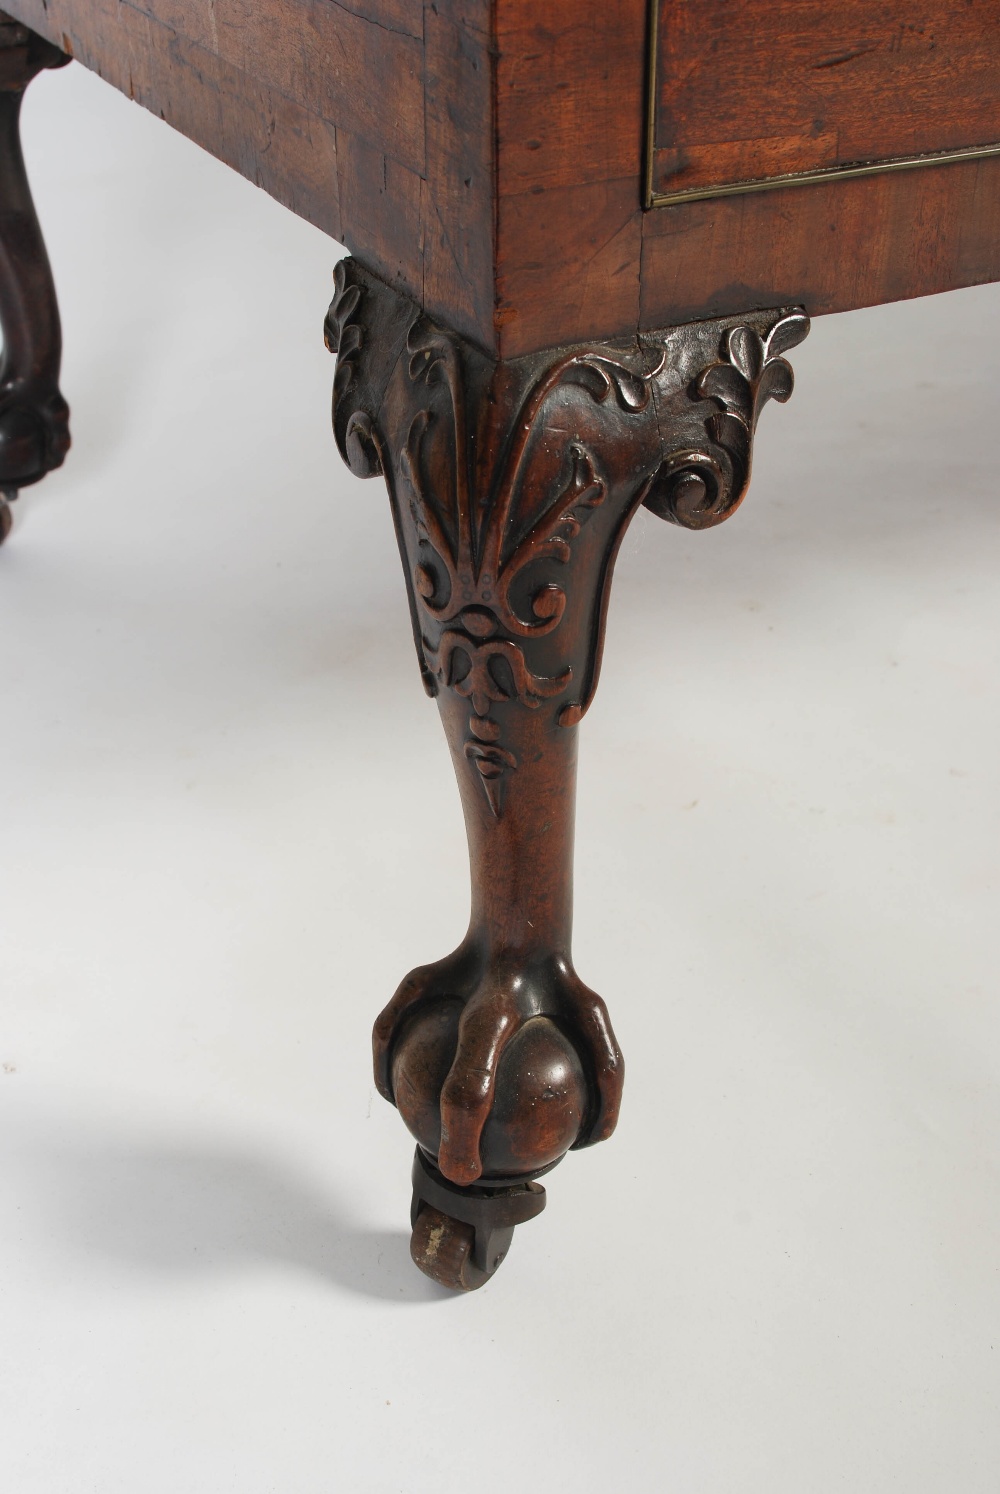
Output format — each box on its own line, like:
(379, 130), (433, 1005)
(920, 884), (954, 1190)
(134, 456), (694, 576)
(0, 392), (70, 505)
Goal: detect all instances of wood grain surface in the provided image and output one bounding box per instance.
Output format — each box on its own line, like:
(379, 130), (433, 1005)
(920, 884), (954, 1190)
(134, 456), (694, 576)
(650, 0), (1000, 201)
(494, 0), (1000, 355)
(3, 0), (495, 346)
(4, 0), (1000, 357)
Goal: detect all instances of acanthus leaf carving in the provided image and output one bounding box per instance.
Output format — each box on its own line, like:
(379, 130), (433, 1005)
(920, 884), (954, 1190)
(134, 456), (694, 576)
(328, 261), (809, 815)
(642, 310), (808, 531)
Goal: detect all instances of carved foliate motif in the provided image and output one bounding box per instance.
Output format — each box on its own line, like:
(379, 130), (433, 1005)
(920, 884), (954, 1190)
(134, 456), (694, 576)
(326, 260), (808, 814)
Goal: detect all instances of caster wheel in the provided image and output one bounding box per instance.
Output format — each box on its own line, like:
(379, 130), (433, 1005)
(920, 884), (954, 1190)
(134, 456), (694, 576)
(0, 496), (11, 545)
(407, 1148), (542, 1291)
(410, 1204), (502, 1291)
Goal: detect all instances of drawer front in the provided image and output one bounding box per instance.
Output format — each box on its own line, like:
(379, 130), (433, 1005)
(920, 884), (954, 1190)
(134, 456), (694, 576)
(648, 0), (1000, 206)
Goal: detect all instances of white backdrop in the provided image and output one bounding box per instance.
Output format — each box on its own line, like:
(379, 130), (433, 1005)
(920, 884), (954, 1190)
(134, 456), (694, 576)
(2, 60), (999, 1494)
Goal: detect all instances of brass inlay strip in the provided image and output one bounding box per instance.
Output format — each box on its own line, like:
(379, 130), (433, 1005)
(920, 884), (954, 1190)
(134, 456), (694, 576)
(648, 142), (1000, 209)
(644, 0), (1000, 209)
(644, 0), (660, 210)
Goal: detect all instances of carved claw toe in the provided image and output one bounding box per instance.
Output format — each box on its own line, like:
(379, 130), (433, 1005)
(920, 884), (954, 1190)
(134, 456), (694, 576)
(437, 989), (524, 1183)
(372, 945), (480, 1103)
(556, 970), (625, 1148)
(372, 966), (432, 1103)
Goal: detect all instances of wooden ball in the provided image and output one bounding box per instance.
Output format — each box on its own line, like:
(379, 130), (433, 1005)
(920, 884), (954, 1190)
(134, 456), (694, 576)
(391, 999), (588, 1179)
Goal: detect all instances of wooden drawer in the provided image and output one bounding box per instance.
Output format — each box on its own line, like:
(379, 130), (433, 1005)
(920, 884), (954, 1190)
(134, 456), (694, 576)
(648, 0), (1000, 206)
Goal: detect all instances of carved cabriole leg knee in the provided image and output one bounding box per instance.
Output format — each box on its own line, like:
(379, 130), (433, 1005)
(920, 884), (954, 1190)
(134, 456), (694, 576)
(0, 13), (71, 543)
(326, 258), (809, 1289)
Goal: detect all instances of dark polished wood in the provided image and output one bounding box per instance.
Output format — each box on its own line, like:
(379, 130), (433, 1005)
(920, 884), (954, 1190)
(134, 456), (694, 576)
(0, 12), (70, 540)
(1, 0), (996, 1285)
(326, 257), (808, 1283)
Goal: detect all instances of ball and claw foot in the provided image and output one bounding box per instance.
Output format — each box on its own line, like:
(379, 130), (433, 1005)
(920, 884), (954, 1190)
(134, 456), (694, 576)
(0, 396), (70, 545)
(409, 1147), (546, 1291)
(374, 946), (624, 1187)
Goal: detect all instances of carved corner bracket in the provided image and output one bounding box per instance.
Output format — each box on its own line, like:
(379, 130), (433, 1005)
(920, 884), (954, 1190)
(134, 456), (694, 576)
(326, 259), (809, 818)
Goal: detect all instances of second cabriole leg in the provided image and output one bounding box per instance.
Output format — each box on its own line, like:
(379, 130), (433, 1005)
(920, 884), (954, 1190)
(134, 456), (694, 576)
(326, 259), (809, 1288)
(0, 13), (70, 542)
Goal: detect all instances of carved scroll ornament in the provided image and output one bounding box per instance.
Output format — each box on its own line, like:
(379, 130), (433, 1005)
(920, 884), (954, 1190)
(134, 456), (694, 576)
(326, 259), (808, 817)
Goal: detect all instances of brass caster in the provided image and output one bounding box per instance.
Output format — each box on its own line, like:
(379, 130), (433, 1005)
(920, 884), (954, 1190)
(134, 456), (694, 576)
(410, 1206), (493, 1291)
(408, 1147), (546, 1292)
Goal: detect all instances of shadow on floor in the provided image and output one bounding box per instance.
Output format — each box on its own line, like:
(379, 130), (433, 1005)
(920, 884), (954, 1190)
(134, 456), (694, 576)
(10, 1123), (451, 1305)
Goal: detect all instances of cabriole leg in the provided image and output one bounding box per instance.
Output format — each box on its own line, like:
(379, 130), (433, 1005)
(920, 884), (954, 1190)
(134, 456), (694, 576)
(326, 259), (809, 1289)
(0, 13), (70, 543)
